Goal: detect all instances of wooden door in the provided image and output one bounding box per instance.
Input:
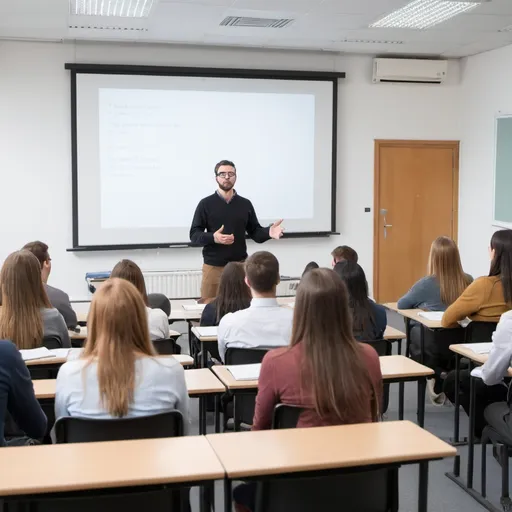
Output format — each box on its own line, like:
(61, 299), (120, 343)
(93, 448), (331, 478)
(373, 140), (459, 303)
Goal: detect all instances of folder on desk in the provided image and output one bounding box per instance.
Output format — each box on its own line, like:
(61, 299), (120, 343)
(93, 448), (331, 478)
(19, 347), (56, 361)
(226, 363), (261, 381)
(462, 342), (492, 354)
(182, 304), (207, 311)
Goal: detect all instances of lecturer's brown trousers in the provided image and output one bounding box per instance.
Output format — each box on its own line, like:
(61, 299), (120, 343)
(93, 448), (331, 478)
(200, 264), (225, 302)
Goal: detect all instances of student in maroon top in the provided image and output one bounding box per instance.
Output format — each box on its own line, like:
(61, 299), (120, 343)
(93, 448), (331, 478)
(233, 268), (382, 512)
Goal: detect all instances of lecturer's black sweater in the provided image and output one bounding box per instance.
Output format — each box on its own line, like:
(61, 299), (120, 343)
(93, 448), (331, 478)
(190, 192), (270, 267)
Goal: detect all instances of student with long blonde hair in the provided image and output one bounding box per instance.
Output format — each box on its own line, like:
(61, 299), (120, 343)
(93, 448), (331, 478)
(111, 259), (170, 340)
(0, 250), (70, 349)
(55, 278), (189, 426)
(398, 236), (471, 311)
(233, 269), (382, 512)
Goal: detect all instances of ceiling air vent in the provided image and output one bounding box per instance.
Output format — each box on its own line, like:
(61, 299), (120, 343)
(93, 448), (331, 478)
(69, 25), (148, 31)
(220, 16), (294, 28)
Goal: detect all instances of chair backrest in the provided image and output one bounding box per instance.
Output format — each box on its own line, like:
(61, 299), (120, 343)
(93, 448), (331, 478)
(54, 411), (183, 443)
(465, 321), (498, 343)
(152, 338), (181, 355)
(225, 347), (268, 365)
(359, 339), (390, 357)
(148, 293), (171, 317)
(272, 404), (304, 429)
(255, 467), (398, 512)
(43, 335), (63, 349)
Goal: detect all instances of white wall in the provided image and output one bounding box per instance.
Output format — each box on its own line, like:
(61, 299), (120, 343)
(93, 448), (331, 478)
(458, 44), (512, 278)
(0, 40), (462, 300)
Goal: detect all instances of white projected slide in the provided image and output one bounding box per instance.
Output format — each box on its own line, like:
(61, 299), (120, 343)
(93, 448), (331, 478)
(75, 74), (334, 246)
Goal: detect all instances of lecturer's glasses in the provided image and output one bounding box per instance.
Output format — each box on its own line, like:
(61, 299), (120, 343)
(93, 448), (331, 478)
(216, 172), (236, 179)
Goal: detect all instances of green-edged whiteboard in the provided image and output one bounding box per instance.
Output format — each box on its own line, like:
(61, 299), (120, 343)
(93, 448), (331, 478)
(494, 116), (512, 227)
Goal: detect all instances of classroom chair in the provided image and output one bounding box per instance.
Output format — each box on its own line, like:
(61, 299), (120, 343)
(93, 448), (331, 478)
(360, 339), (391, 415)
(481, 398), (512, 511)
(43, 335), (64, 349)
(224, 347), (268, 431)
(54, 411), (184, 443)
(148, 293), (171, 316)
(271, 404), (303, 429)
(153, 337), (182, 355)
(465, 321), (498, 343)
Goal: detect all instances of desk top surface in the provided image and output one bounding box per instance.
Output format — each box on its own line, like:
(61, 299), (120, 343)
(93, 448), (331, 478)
(33, 368), (224, 399)
(69, 327), (180, 340)
(383, 303), (443, 329)
(26, 354), (194, 367)
(193, 325), (406, 343)
(206, 420), (456, 479)
(449, 344), (512, 377)
(0, 436), (224, 496)
(211, 355), (433, 390)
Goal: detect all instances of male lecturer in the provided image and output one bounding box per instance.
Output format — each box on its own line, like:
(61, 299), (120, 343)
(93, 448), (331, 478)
(190, 160), (284, 300)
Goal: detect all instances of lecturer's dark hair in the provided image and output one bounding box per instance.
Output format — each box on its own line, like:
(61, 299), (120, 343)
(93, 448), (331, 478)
(489, 229), (512, 304)
(214, 160), (236, 174)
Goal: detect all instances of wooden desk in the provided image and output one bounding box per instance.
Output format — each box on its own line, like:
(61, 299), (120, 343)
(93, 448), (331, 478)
(33, 368), (224, 435)
(211, 356), (433, 427)
(26, 354), (194, 368)
(206, 421), (456, 512)
(384, 303), (443, 329)
(0, 436), (223, 497)
(69, 326), (181, 340)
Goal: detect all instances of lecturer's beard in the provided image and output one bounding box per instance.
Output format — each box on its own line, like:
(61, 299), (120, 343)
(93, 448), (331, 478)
(217, 180), (234, 192)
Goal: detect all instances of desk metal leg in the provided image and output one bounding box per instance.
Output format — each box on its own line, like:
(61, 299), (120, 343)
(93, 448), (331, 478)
(397, 339), (402, 356)
(224, 479), (232, 512)
(418, 461), (429, 512)
(201, 341), (208, 369)
(419, 325), (425, 365)
(467, 366), (476, 489)
(200, 482), (213, 512)
(405, 319), (411, 358)
(453, 354), (461, 444)
(199, 396), (206, 435)
(399, 382), (405, 420)
(215, 394), (221, 433)
(417, 378), (426, 428)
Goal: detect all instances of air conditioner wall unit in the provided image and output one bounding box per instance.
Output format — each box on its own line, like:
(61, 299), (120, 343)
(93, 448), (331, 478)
(372, 58), (448, 84)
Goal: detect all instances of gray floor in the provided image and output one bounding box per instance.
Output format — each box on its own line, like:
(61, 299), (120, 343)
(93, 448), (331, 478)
(174, 311), (501, 511)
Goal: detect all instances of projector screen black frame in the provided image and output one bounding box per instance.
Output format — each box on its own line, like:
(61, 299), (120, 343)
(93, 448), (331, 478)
(65, 63), (344, 252)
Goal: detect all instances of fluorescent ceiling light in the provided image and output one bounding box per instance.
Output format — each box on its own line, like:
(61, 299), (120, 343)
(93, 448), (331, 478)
(71, 0), (155, 18)
(370, 0), (480, 29)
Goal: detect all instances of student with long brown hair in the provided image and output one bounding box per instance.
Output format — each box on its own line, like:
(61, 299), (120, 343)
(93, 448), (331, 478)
(0, 250), (70, 349)
(111, 259), (170, 340)
(233, 269), (382, 512)
(200, 262), (251, 326)
(55, 278), (189, 425)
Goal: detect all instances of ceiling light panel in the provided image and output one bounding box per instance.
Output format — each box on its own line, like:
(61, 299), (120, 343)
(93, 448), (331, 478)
(71, 0), (156, 18)
(370, 0), (480, 29)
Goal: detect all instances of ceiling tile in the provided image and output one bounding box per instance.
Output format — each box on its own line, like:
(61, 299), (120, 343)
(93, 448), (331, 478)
(470, 0), (512, 16)
(430, 13), (512, 32)
(159, 0), (235, 5)
(231, 0), (322, 14)
(315, 0), (408, 16)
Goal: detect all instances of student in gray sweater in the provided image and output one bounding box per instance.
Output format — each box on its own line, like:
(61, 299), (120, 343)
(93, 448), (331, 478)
(0, 250), (70, 349)
(397, 237), (472, 403)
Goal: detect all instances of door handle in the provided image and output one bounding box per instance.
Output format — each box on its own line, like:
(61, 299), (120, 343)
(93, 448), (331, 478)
(384, 224), (393, 228)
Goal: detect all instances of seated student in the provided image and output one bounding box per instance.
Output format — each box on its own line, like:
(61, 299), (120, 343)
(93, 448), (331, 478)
(443, 230), (512, 433)
(233, 269), (382, 511)
(0, 250), (70, 349)
(331, 245), (358, 267)
(218, 251), (293, 363)
(22, 241), (78, 329)
(200, 262), (251, 327)
(55, 278), (189, 429)
(111, 259), (170, 340)
(0, 340), (48, 446)
(398, 236), (472, 311)
(442, 229), (512, 327)
(301, 261), (319, 277)
(334, 261), (386, 341)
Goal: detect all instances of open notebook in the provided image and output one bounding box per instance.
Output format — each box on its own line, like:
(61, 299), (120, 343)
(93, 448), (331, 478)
(182, 303), (206, 312)
(461, 342), (492, 355)
(418, 311), (444, 321)
(226, 363), (261, 381)
(19, 347), (74, 362)
(194, 326), (218, 337)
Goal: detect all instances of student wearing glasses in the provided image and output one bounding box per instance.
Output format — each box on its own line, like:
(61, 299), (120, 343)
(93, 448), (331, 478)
(190, 160), (285, 301)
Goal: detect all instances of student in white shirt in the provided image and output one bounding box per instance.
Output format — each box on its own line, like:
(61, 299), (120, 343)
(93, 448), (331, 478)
(55, 278), (189, 430)
(111, 259), (170, 340)
(218, 251), (293, 362)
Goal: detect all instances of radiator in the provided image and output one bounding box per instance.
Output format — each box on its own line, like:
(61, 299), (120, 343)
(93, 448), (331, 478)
(143, 270), (203, 299)
(89, 270), (299, 299)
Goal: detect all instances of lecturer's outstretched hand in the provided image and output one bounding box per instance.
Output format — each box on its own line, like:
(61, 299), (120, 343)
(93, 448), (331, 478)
(269, 219), (285, 240)
(214, 225), (235, 245)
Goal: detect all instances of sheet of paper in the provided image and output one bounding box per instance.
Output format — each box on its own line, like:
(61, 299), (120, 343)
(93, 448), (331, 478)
(226, 363), (261, 381)
(48, 348), (71, 358)
(418, 311), (444, 321)
(462, 342), (493, 354)
(19, 347), (55, 361)
(194, 326), (218, 337)
(182, 304), (206, 311)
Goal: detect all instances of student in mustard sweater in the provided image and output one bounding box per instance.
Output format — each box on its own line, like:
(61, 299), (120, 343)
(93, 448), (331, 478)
(443, 229), (512, 437)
